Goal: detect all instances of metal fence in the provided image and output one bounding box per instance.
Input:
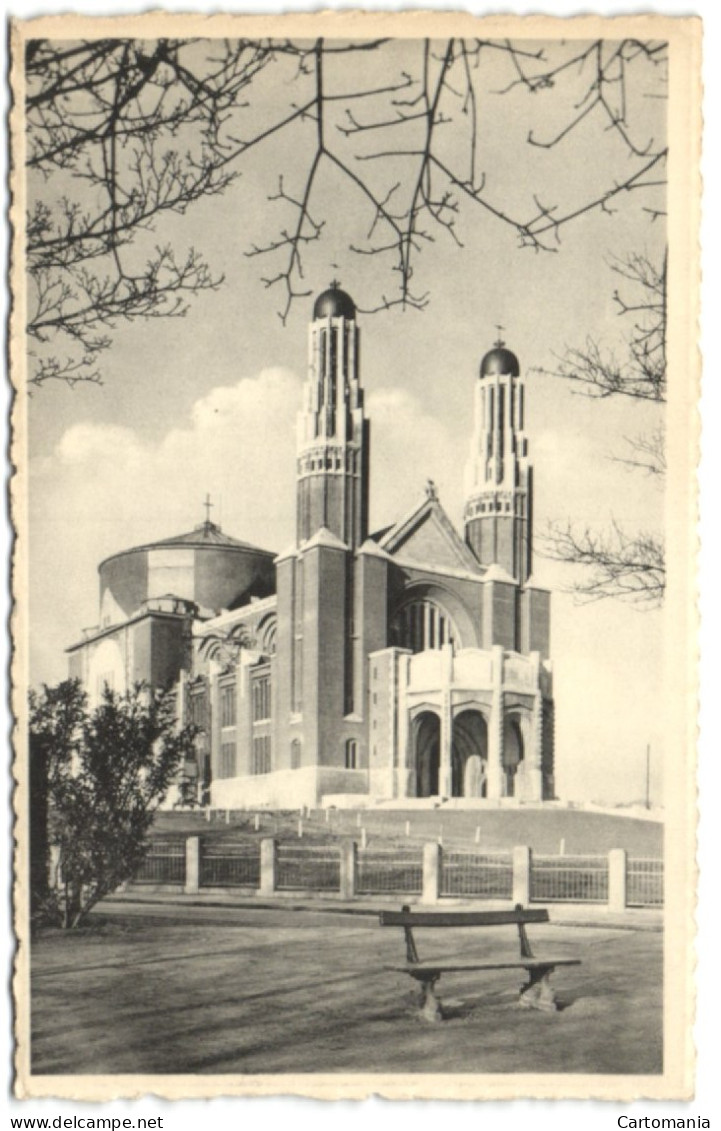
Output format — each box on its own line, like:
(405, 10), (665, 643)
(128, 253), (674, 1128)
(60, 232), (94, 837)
(132, 837), (662, 908)
(530, 854), (609, 903)
(356, 848), (423, 895)
(276, 844), (340, 891)
(134, 839), (186, 884)
(441, 850), (513, 898)
(200, 840), (261, 887)
(627, 857), (663, 906)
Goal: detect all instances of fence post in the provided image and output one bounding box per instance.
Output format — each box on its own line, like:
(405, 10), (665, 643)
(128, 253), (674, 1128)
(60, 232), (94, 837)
(513, 845), (532, 906)
(259, 837), (277, 895)
(608, 848), (627, 912)
(423, 841), (442, 904)
(339, 840), (357, 900)
(185, 836), (200, 894)
(48, 844), (62, 890)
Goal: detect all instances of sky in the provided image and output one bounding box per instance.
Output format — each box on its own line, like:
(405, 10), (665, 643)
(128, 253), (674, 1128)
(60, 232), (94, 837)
(23, 30), (670, 807)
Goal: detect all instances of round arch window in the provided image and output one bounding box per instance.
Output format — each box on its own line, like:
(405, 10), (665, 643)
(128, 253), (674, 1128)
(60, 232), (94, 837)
(391, 599), (459, 654)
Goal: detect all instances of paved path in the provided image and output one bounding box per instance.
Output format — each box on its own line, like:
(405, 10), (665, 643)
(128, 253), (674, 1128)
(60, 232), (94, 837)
(31, 900), (663, 1077)
(105, 889), (663, 932)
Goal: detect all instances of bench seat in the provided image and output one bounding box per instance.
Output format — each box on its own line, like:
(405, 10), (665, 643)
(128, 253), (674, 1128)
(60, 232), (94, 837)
(387, 957), (582, 975)
(380, 903), (581, 1020)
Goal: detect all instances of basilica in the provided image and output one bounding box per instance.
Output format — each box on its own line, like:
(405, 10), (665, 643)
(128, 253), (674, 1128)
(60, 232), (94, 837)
(67, 285), (555, 808)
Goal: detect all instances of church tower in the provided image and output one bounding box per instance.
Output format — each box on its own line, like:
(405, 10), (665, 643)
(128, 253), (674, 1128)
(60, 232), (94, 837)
(463, 339), (532, 583)
(296, 284), (369, 549)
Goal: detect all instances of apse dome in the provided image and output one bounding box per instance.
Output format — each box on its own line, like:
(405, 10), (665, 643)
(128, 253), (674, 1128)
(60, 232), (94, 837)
(480, 346), (520, 378)
(313, 285), (356, 320)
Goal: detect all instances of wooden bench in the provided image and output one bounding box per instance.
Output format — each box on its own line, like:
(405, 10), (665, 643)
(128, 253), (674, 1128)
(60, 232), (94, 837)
(379, 903), (581, 1021)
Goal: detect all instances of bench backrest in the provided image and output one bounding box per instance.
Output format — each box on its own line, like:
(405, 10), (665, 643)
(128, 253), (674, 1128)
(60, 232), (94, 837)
(379, 906), (549, 929)
(379, 903), (549, 962)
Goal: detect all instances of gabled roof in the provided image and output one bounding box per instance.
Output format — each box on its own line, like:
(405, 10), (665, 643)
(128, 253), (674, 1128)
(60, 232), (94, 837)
(378, 485), (482, 575)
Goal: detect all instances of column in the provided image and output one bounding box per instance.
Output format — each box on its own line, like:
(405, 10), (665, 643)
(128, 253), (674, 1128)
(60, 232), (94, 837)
(209, 665), (220, 791)
(439, 645), (453, 796)
(526, 652), (544, 802)
(396, 652), (410, 799)
(487, 645), (504, 799)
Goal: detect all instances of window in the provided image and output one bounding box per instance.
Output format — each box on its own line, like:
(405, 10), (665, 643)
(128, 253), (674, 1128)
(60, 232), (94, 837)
(219, 741), (236, 779)
(189, 688), (206, 729)
(261, 620), (277, 656)
(220, 684), (236, 728)
(252, 735), (272, 775)
(345, 739), (358, 770)
(252, 674), (271, 722)
(391, 599), (458, 654)
(290, 739), (301, 769)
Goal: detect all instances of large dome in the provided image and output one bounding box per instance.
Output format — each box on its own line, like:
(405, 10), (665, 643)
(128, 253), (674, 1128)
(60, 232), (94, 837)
(97, 521), (276, 626)
(313, 285), (356, 320)
(480, 346), (520, 378)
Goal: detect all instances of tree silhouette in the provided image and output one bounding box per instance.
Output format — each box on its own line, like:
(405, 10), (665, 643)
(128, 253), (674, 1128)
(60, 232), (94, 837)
(29, 679), (196, 928)
(20, 34), (668, 387)
(541, 249), (667, 605)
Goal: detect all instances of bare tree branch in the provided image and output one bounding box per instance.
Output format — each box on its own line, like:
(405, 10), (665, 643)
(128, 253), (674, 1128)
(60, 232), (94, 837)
(23, 35), (668, 386)
(543, 519), (665, 606)
(538, 249), (667, 401)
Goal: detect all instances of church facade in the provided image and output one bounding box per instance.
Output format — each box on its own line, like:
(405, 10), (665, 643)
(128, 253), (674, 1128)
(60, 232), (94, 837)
(67, 286), (555, 808)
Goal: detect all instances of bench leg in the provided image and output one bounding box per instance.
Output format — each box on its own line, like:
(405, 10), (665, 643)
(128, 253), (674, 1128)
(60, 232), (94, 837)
(518, 966), (558, 1013)
(416, 975), (443, 1022)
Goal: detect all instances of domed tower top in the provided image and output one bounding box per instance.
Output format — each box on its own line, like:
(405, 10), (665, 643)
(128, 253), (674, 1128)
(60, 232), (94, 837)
(313, 280), (356, 321)
(480, 343), (520, 378)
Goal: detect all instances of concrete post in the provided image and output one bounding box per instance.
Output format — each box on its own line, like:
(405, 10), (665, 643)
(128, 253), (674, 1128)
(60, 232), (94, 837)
(608, 848), (627, 912)
(260, 837), (277, 895)
(48, 844), (62, 890)
(512, 844), (532, 906)
(339, 840), (357, 900)
(185, 836), (200, 894)
(423, 841), (442, 904)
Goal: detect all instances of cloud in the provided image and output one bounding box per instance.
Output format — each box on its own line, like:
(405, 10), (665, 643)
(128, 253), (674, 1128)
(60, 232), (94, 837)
(26, 367), (664, 807)
(28, 371), (460, 685)
(367, 386), (463, 530)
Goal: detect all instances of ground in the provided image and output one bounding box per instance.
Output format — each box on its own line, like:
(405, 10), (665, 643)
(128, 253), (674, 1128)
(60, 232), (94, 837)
(153, 806), (663, 855)
(30, 900), (662, 1077)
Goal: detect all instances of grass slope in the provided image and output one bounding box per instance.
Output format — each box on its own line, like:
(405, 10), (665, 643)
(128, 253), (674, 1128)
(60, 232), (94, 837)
(153, 806), (663, 856)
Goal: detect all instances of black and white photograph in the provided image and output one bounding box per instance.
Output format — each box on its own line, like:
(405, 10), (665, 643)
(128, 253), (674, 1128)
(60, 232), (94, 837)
(10, 9), (701, 1102)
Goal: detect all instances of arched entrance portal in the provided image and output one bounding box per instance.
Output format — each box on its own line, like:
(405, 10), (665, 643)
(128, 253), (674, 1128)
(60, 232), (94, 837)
(451, 710), (488, 797)
(414, 712), (441, 797)
(503, 716), (525, 797)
